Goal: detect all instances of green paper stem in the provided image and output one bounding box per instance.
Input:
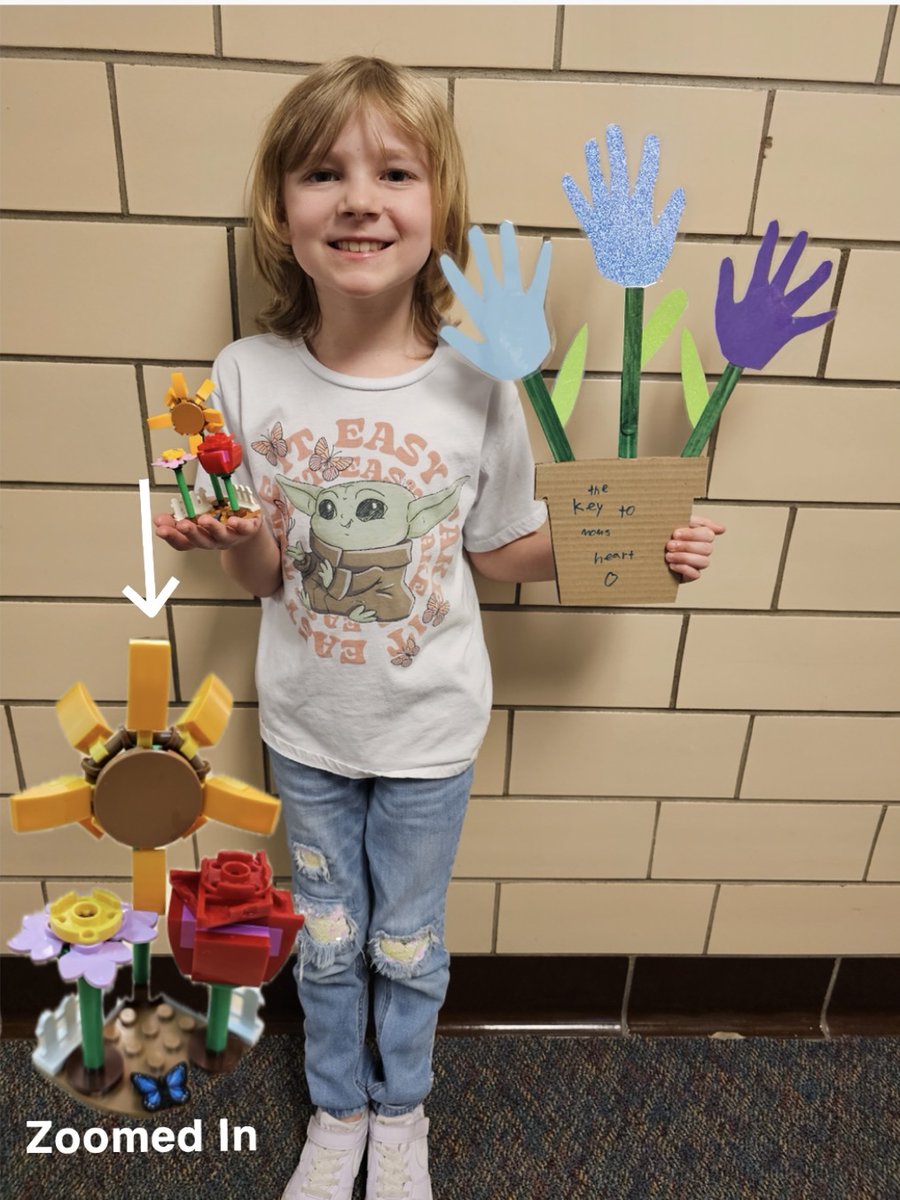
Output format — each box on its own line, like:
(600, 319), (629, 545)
(77, 977), (105, 1070)
(173, 467), (196, 519)
(681, 362), (744, 457)
(206, 983), (232, 1054)
(132, 942), (150, 987)
(619, 288), (645, 458)
(521, 370), (575, 463)
(224, 475), (240, 512)
(210, 474), (225, 504)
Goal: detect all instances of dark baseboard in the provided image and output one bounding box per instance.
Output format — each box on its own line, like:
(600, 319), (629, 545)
(1, 954), (898, 1040)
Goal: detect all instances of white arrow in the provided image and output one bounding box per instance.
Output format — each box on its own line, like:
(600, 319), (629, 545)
(122, 478), (180, 618)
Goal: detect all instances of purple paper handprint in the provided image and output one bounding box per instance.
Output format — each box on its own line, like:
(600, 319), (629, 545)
(563, 126), (686, 288)
(716, 220), (836, 370)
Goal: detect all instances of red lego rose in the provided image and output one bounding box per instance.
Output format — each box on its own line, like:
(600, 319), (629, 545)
(197, 432), (243, 476)
(168, 851), (303, 987)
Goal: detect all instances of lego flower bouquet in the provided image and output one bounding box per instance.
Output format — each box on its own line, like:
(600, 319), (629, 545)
(440, 126), (836, 604)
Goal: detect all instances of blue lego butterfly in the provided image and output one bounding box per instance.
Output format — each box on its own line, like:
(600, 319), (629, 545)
(130, 1061), (191, 1112)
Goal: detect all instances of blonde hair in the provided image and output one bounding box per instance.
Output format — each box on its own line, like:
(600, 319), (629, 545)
(249, 57), (470, 347)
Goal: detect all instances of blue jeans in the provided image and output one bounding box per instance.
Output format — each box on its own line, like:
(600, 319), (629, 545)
(268, 749), (473, 1119)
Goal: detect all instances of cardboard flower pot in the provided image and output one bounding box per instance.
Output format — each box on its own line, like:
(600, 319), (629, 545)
(536, 456), (709, 606)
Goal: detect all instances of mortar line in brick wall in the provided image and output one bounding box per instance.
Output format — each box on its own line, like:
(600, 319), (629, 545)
(490, 882), (502, 954)
(746, 90), (776, 236)
(0, 209), (248, 227)
(816, 247), (851, 378)
(702, 885), (721, 954)
(4, 483), (896, 514)
(466, 796), (900, 809)
(166, 606), (182, 703)
(503, 709), (515, 796)
(497, 703), (900, 717)
(862, 806), (890, 882)
(668, 613), (691, 709)
(1, 47), (898, 96)
(875, 7), (897, 85)
(3, 212), (897, 256)
(4, 872), (894, 887)
(105, 63), (130, 216)
(436, 876), (897, 887)
(212, 5), (224, 58)
(733, 714), (756, 799)
(134, 363), (156, 477)
(646, 800), (662, 879)
(820, 957), (841, 1037)
(3, 704), (26, 793)
(226, 226), (242, 341)
(770, 506), (798, 610)
(553, 6), (565, 72)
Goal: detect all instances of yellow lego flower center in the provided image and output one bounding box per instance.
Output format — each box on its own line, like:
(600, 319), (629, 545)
(50, 887), (123, 945)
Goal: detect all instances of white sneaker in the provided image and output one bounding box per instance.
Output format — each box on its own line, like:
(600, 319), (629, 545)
(281, 1109), (368, 1200)
(366, 1107), (432, 1200)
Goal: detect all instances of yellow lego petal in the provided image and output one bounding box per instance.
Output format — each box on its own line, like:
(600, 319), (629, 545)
(202, 776), (280, 835)
(10, 777), (93, 832)
(147, 411), (175, 430)
(169, 371), (189, 401)
(202, 408), (225, 433)
(127, 639), (171, 734)
(133, 848), (167, 914)
(177, 673), (233, 748)
(195, 378), (216, 403)
(56, 681), (113, 753)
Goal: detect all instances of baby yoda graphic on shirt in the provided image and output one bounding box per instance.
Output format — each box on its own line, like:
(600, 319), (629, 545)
(275, 474), (468, 624)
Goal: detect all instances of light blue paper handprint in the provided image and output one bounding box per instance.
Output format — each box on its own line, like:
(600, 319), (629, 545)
(439, 222), (574, 461)
(562, 126), (686, 288)
(439, 221), (552, 379)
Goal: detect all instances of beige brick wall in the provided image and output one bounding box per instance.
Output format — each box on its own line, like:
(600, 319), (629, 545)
(2, 6), (898, 959)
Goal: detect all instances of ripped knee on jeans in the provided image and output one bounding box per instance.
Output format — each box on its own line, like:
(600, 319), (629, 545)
(292, 842), (332, 883)
(295, 894), (358, 969)
(369, 926), (439, 980)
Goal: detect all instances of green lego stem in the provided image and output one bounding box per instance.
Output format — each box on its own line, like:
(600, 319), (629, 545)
(77, 976), (105, 1070)
(681, 362), (744, 457)
(210, 474), (225, 504)
(173, 467), (196, 519)
(206, 983), (232, 1054)
(224, 475), (241, 512)
(619, 287), (645, 459)
(132, 941), (150, 987)
(521, 370), (575, 463)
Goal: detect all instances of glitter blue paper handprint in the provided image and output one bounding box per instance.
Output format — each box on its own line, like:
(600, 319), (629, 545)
(562, 126), (686, 288)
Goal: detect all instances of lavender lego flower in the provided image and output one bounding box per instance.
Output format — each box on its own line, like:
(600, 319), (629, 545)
(8, 897), (158, 989)
(715, 220), (836, 370)
(7, 911), (64, 963)
(562, 126), (685, 288)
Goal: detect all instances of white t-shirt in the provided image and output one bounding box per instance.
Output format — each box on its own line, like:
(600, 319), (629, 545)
(210, 334), (545, 779)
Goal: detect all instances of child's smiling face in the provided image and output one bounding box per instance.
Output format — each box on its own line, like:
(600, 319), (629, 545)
(281, 107), (433, 311)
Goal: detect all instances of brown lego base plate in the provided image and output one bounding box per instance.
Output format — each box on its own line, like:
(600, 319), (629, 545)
(192, 504), (258, 524)
(37, 992), (250, 1117)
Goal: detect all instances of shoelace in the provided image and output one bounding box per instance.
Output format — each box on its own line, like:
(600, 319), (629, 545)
(304, 1144), (349, 1199)
(373, 1141), (411, 1200)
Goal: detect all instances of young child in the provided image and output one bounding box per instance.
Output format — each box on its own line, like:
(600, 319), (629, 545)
(154, 56), (723, 1200)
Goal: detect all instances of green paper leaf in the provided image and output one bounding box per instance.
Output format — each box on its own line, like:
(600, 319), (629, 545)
(680, 328), (710, 428)
(550, 324), (588, 429)
(641, 288), (688, 368)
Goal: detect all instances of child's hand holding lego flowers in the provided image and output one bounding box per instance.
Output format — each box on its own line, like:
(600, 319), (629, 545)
(665, 515), (727, 581)
(153, 510), (263, 552)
